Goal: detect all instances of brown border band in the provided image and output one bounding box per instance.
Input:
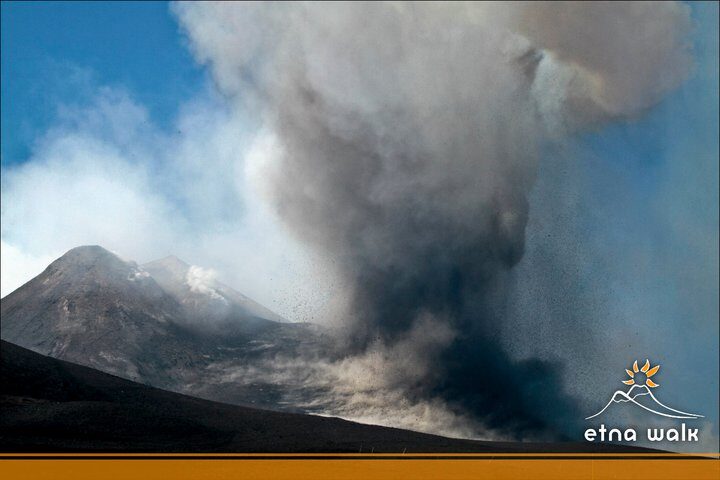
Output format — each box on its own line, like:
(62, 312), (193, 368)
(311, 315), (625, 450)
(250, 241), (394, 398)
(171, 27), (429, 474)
(0, 456), (718, 480)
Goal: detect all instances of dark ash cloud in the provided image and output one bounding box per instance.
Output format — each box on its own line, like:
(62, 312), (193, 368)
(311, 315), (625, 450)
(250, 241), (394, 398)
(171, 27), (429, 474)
(175, 2), (694, 440)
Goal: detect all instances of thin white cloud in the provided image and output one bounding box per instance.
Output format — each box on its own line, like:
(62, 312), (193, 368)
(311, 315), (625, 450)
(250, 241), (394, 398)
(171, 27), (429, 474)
(0, 240), (56, 297)
(0, 87), (336, 321)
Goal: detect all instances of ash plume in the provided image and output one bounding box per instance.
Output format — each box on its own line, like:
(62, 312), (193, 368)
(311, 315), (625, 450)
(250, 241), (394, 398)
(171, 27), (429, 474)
(175, 2), (694, 439)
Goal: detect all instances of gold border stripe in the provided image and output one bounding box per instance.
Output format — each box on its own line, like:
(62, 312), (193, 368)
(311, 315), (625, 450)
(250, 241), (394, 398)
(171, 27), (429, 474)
(1, 452), (719, 458)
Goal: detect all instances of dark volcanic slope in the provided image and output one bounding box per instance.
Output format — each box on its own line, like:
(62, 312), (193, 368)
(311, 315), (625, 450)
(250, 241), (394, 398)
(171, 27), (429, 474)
(0, 341), (649, 453)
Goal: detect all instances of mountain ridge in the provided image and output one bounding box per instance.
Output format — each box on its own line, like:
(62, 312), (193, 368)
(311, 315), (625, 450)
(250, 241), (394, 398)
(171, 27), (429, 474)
(142, 253), (288, 324)
(1, 245), (326, 409)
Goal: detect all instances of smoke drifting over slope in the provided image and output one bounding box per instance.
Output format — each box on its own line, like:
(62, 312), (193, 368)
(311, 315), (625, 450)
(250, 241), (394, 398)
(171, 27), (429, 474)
(175, 2), (693, 439)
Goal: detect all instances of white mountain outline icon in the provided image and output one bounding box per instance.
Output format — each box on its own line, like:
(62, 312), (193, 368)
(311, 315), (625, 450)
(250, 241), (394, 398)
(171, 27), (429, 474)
(585, 384), (704, 420)
(586, 359), (703, 420)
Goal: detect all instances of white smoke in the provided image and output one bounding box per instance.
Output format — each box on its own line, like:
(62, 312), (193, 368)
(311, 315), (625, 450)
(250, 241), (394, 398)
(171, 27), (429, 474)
(185, 265), (226, 302)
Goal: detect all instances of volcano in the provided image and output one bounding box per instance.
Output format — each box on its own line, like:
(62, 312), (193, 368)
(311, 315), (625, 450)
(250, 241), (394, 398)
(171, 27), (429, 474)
(0, 245), (328, 409)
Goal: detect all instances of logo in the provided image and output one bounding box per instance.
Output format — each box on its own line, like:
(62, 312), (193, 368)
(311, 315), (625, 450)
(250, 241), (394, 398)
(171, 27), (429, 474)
(584, 359), (704, 444)
(586, 359), (703, 420)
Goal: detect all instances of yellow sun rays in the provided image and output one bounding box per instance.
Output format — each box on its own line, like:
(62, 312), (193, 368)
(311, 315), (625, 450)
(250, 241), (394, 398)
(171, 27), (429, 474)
(622, 359), (660, 387)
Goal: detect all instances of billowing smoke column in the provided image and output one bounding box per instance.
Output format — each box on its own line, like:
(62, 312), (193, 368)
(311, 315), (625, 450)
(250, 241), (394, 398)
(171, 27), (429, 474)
(175, 2), (693, 439)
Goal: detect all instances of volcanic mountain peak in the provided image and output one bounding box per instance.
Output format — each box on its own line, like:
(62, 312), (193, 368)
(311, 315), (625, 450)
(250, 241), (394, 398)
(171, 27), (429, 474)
(7, 244), (165, 300)
(142, 255), (287, 324)
(58, 244), (119, 261)
(48, 244), (131, 272)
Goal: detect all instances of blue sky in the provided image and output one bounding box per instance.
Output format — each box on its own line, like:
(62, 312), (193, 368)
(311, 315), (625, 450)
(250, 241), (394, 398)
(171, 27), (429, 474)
(3, 1), (716, 176)
(510, 2), (719, 445)
(1, 1), (206, 166)
(1, 1), (717, 449)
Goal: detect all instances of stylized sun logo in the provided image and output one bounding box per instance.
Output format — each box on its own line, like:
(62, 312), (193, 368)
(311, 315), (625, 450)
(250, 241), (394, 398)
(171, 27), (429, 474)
(623, 359), (660, 388)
